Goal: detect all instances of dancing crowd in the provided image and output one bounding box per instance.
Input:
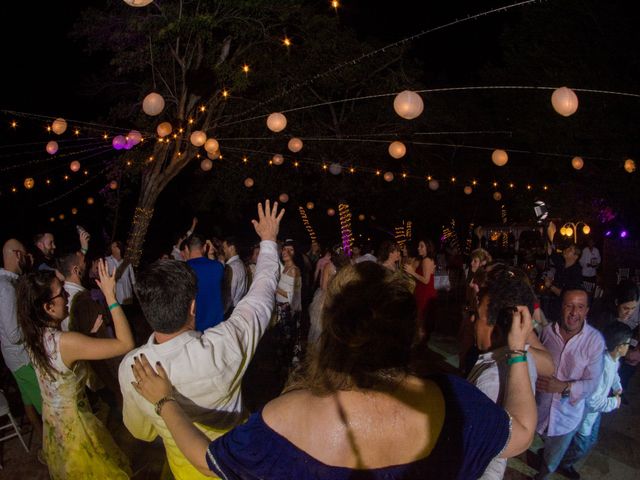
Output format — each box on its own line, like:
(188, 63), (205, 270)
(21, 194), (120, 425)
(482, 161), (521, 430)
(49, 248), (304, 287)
(1, 200), (638, 479)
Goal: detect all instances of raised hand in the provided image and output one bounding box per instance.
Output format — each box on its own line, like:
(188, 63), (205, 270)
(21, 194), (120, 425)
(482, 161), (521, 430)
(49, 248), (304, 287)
(131, 353), (173, 404)
(508, 305), (533, 351)
(252, 200), (285, 242)
(79, 229), (91, 250)
(95, 259), (117, 302)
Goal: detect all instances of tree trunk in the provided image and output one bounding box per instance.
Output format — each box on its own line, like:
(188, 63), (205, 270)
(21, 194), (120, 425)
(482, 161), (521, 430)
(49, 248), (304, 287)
(124, 187), (160, 268)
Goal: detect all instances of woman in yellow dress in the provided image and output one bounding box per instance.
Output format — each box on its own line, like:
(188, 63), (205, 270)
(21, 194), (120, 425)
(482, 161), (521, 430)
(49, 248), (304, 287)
(17, 259), (134, 479)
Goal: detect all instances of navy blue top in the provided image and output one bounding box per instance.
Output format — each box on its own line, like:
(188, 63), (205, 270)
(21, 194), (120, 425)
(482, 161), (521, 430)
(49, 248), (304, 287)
(187, 257), (224, 331)
(205, 374), (510, 479)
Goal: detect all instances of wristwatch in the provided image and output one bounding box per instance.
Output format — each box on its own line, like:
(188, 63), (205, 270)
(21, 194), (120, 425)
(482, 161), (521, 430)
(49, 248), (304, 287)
(561, 382), (571, 398)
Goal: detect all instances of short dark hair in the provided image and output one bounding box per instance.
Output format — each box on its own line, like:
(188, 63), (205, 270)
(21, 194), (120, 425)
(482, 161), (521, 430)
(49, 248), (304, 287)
(185, 234), (205, 250)
(224, 236), (239, 249)
(479, 264), (536, 327)
(377, 241), (398, 263)
(134, 260), (198, 334)
(561, 287), (590, 306)
(56, 250), (82, 277)
(602, 321), (632, 352)
(615, 280), (640, 305)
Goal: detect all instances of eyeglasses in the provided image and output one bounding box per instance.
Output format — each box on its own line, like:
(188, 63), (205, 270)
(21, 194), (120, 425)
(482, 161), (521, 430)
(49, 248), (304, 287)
(47, 289), (68, 303)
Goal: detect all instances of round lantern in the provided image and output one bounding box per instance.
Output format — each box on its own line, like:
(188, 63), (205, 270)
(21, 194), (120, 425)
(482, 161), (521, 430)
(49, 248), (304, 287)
(565, 227), (574, 238)
(112, 135), (127, 150)
(306, 201), (315, 210)
(109, 180), (118, 190)
(24, 178), (34, 189)
(190, 130), (207, 147)
(388, 141), (406, 159)
(393, 90), (424, 120)
(142, 92), (165, 116)
(492, 149), (508, 166)
(244, 177), (254, 188)
(58, 214), (65, 220)
(358, 214), (365, 221)
(49, 217), (55, 223)
(624, 159), (636, 173)
(46, 141), (59, 155)
(551, 87), (579, 117)
(327, 208), (336, 216)
(51, 118), (67, 135)
(571, 156), (584, 170)
(200, 159), (213, 171)
(464, 186), (473, 195)
(493, 191), (502, 201)
(87, 197), (95, 205)
(266, 112), (287, 132)
(288, 137), (303, 152)
(70, 161), (81, 172)
(279, 193), (289, 203)
(127, 130), (142, 145)
(582, 225), (591, 235)
(383, 172), (394, 182)
(156, 122), (172, 138)
(123, 0), (153, 6)
(329, 163), (342, 175)
(204, 138), (219, 153)
(207, 150), (221, 160)
(71, 208), (78, 215)
(272, 154), (284, 165)
(428, 179), (439, 191)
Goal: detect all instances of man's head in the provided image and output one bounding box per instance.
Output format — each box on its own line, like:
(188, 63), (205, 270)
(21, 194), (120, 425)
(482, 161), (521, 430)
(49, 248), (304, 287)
(34, 233), (56, 258)
(181, 234), (205, 259)
(560, 289), (589, 336)
(562, 244), (581, 265)
(134, 260), (198, 334)
(602, 321), (632, 358)
(56, 251), (86, 283)
(2, 239), (31, 274)
(222, 237), (238, 260)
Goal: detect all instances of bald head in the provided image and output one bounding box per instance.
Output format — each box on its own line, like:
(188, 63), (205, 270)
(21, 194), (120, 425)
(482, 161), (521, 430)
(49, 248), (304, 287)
(2, 239), (28, 274)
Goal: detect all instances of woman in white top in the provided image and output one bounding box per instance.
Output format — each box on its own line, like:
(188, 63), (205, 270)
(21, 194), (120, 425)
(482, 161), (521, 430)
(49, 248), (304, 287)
(105, 241), (136, 305)
(275, 242), (302, 367)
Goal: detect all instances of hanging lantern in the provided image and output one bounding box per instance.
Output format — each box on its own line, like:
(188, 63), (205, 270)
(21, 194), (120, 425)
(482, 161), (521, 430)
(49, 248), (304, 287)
(123, 0), (153, 6)
(70, 161), (81, 172)
(156, 122), (172, 138)
(200, 159), (213, 171)
(551, 87), (579, 117)
(582, 225), (591, 235)
(383, 172), (394, 182)
(428, 179), (439, 191)
(24, 178), (35, 189)
(142, 92), (165, 116)
(206, 151), (220, 160)
(112, 135), (127, 150)
(492, 149), (508, 166)
(266, 112), (287, 132)
(272, 154), (284, 165)
(71, 208), (78, 215)
(204, 138), (219, 153)
(327, 208), (336, 216)
(493, 191), (502, 201)
(190, 130), (207, 147)
(328, 163), (342, 175)
(393, 90), (424, 120)
(565, 227), (574, 237)
(624, 159), (636, 173)
(464, 186), (472, 195)
(288, 137), (303, 152)
(51, 118), (67, 135)
(127, 130), (142, 145)
(109, 180), (118, 190)
(279, 193), (289, 203)
(306, 201), (315, 210)
(571, 156), (584, 170)
(244, 177), (254, 188)
(87, 197), (95, 205)
(388, 141), (406, 159)
(358, 214), (366, 221)
(46, 141), (59, 155)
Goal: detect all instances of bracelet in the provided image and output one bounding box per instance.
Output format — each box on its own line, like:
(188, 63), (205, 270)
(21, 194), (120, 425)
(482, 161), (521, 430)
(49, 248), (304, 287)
(506, 349), (526, 357)
(155, 395), (177, 416)
(108, 302), (120, 311)
(507, 355), (527, 365)
(80, 247), (88, 255)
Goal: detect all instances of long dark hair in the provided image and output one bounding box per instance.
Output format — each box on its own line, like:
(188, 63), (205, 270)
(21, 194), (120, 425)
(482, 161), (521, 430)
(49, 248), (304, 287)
(16, 270), (59, 379)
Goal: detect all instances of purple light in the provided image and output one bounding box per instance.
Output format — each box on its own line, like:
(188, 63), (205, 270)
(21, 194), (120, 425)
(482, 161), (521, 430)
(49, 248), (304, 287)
(620, 230), (628, 238)
(605, 230), (612, 237)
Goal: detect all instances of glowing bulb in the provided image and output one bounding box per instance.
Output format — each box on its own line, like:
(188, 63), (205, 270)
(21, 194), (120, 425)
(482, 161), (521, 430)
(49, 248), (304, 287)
(582, 225), (591, 235)
(282, 36), (292, 47)
(242, 64), (250, 73)
(222, 89), (229, 98)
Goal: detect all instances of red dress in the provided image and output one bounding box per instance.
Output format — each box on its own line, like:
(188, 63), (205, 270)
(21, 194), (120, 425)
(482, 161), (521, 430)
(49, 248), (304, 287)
(414, 260), (437, 337)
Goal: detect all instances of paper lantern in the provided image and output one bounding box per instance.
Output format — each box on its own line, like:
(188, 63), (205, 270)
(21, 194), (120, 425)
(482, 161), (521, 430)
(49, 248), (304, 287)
(109, 180), (118, 190)
(51, 118), (67, 135)
(551, 87), (579, 117)
(327, 208), (336, 216)
(46, 141), (59, 155)
(464, 186), (473, 195)
(288, 137), (303, 153)
(493, 191), (502, 201)
(388, 141), (406, 159)
(127, 130), (142, 145)
(329, 163), (342, 175)
(571, 156), (584, 170)
(156, 122), (172, 138)
(624, 159), (636, 173)
(142, 92), (165, 116)
(266, 112), (287, 132)
(200, 159), (213, 171)
(87, 197), (95, 205)
(71, 208), (78, 215)
(112, 135), (127, 150)
(190, 130), (207, 147)
(582, 225), (591, 235)
(58, 214), (65, 220)
(358, 214), (365, 221)
(393, 90), (424, 120)
(24, 178), (34, 189)
(244, 177), (254, 188)
(492, 149), (508, 166)
(279, 193), (289, 203)
(428, 179), (439, 191)
(70, 161), (81, 172)
(123, 0), (153, 6)
(204, 138), (219, 153)
(272, 154), (284, 165)
(207, 151), (220, 160)
(306, 201), (315, 210)
(383, 172), (394, 182)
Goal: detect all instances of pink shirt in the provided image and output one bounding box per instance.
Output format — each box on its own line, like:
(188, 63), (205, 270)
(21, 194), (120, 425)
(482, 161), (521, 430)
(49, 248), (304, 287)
(536, 322), (604, 436)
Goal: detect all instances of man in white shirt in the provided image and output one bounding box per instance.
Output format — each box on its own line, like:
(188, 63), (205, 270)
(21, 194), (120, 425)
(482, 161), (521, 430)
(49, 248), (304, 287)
(57, 250), (87, 331)
(222, 236), (248, 314)
(118, 201), (284, 480)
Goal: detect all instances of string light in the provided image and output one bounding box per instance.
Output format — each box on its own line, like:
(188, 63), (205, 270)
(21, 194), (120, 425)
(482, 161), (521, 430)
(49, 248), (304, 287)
(74, 129), (80, 136)
(242, 64), (250, 74)
(331, 0), (340, 10)
(222, 90), (229, 98)
(282, 36), (292, 47)
(242, 156), (248, 163)
(338, 203), (353, 256)
(63, 175), (69, 180)
(188, 118), (194, 124)
(199, 105), (206, 112)
(298, 206), (317, 241)
(103, 133), (108, 140)
(47, 126), (52, 132)
(10, 121), (17, 128)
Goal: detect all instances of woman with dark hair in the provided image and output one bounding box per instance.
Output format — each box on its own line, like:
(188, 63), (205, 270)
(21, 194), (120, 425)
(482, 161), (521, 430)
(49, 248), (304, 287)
(131, 261), (537, 479)
(16, 260), (134, 479)
(404, 239), (437, 342)
(377, 240), (401, 271)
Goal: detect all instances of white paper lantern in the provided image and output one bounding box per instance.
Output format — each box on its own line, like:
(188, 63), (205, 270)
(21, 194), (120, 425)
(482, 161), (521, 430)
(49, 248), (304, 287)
(329, 163), (342, 175)
(306, 201), (315, 210)
(358, 214), (365, 221)
(388, 141), (406, 159)
(288, 137), (303, 152)
(492, 149), (508, 166)
(393, 90), (424, 120)
(127, 130), (142, 145)
(156, 122), (172, 138)
(207, 150), (221, 160)
(569, 156), (584, 170)
(204, 138), (219, 153)
(46, 141), (59, 155)
(279, 193), (289, 203)
(428, 179), (439, 191)
(383, 171), (394, 182)
(109, 180), (118, 190)
(190, 131), (207, 147)
(464, 186), (473, 195)
(327, 208), (336, 216)
(142, 92), (165, 116)
(493, 191), (502, 201)
(24, 178), (35, 189)
(272, 154), (284, 165)
(51, 118), (67, 135)
(624, 159), (636, 173)
(70, 161), (81, 172)
(123, 0), (153, 6)
(87, 197), (95, 205)
(551, 87), (579, 117)
(266, 112), (287, 132)
(71, 208), (78, 215)
(244, 177), (254, 188)
(112, 135), (127, 150)
(200, 159), (213, 171)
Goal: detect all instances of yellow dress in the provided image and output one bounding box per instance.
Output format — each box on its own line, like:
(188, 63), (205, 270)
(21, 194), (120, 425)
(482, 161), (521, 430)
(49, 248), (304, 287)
(35, 329), (131, 479)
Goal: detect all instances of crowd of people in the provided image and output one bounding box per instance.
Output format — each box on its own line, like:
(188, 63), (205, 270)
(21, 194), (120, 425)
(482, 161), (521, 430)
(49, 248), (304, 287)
(0, 201), (638, 479)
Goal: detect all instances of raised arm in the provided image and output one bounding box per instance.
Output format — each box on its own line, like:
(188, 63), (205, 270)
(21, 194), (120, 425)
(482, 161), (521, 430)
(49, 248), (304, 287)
(525, 329), (555, 377)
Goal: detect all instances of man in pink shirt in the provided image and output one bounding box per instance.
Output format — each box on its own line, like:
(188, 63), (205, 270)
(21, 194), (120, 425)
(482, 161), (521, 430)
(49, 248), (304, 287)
(535, 288), (605, 479)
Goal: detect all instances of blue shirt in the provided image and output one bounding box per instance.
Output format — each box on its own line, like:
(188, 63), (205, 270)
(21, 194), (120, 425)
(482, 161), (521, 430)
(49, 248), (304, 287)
(187, 257), (224, 331)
